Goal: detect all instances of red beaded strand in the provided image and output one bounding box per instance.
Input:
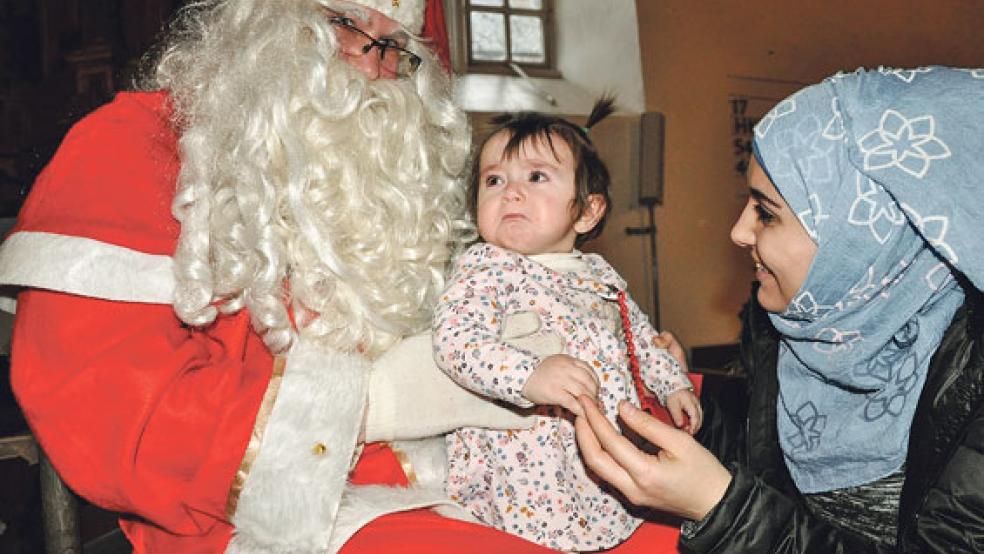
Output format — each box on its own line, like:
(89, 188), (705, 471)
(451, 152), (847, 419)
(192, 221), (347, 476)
(615, 289), (661, 416)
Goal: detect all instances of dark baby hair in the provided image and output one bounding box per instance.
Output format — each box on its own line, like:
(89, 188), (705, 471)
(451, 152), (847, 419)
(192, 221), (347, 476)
(467, 96), (616, 247)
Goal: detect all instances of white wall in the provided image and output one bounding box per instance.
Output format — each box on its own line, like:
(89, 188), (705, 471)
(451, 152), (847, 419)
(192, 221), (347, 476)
(453, 0), (647, 115)
(453, 1), (660, 335)
(555, 0), (646, 113)
(637, 0), (984, 350)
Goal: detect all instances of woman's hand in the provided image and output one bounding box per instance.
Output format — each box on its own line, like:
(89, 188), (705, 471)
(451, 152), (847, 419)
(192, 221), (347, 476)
(653, 330), (689, 372)
(574, 395), (731, 521)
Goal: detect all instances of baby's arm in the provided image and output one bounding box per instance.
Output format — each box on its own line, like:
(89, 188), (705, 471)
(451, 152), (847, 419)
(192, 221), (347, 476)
(623, 292), (703, 433)
(365, 333), (535, 442)
(522, 354), (599, 416)
(433, 252), (543, 408)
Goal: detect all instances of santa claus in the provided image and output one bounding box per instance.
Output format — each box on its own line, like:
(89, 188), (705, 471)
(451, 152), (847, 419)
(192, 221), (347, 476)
(0, 1), (561, 552)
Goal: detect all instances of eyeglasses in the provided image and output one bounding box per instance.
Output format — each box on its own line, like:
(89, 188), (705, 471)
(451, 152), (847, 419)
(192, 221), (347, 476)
(327, 14), (422, 78)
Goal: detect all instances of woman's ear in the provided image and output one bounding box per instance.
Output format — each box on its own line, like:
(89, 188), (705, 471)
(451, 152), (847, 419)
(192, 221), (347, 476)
(574, 194), (607, 235)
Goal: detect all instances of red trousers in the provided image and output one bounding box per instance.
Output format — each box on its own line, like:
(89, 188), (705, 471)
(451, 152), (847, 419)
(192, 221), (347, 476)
(342, 443), (682, 554)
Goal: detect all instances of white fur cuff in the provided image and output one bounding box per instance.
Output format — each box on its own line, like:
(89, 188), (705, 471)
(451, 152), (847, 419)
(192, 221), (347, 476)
(328, 483), (475, 553)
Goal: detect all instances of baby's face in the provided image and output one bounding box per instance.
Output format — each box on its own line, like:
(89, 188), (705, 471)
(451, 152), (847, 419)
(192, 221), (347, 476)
(476, 131), (582, 255)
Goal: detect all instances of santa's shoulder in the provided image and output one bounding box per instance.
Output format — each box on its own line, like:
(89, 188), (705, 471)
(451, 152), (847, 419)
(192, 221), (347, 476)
(15, 90), (181, 256)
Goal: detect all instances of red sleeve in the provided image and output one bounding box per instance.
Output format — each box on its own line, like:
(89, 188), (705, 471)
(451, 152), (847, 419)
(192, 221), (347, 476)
(11, 288), (273, 536)
(6, 91), (365, 551)
(14, 91), (181, 255)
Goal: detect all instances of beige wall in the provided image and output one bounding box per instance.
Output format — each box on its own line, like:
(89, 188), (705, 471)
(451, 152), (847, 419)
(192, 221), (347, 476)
(636, 0), (984, 350)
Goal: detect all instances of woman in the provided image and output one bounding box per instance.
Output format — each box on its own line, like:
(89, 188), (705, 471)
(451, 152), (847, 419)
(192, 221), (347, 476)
(574, 66), (984, 552)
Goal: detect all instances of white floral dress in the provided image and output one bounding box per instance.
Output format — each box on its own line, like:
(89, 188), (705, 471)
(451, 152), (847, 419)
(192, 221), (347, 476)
(433, 243), (691, 552)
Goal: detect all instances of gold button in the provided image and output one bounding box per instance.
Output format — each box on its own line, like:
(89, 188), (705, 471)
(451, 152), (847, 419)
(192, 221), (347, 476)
(312, 442), (328, 455)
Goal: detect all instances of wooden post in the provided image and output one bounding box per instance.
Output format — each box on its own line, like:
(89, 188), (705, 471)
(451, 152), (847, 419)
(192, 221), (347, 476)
(40, 453), (82, 554)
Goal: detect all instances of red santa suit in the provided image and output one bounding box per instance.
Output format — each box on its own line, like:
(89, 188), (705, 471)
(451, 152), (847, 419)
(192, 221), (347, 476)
(0, 90), (512, 552)
(0, 91), (689, 553)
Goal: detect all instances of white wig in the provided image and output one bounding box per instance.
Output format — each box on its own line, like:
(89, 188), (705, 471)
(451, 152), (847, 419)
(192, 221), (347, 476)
(144, 0), (473, 357)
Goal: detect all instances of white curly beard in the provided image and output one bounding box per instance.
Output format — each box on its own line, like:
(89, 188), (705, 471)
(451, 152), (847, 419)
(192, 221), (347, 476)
(155, 0), (472, 357)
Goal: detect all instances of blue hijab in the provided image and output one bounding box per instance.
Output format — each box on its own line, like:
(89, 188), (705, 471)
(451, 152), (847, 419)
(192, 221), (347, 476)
(753, 66), (984, 493)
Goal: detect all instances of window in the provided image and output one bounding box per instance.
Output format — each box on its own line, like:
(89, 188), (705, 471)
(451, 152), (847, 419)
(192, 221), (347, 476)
(458, 0), (557, 77)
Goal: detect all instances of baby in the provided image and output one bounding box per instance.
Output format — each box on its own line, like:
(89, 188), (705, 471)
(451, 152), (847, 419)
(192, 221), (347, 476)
(433, 98), (702, 552)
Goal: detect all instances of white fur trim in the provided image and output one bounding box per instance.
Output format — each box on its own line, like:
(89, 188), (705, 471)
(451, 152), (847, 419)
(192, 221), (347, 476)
(329, 484), (475, 553)
(0, 231), (174, 312)
(330, 0), (425, 34)
(228, 341), (369, 553)
(390, 437), (447, 490)
(431, 501), (479, 523)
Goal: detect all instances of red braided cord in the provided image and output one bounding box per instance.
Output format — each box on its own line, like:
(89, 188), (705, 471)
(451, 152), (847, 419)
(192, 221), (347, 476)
(616, 290), (661, 416)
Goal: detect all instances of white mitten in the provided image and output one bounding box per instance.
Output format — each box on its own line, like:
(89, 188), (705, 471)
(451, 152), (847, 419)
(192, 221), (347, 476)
(365, 333), (533, 442)
(365, 312), (564, 442)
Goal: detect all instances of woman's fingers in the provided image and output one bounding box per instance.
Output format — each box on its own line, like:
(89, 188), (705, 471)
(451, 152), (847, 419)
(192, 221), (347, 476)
(562, 369), (602, 415)
(574, 396), (638, 493)
(578, 397), (732, 519)
(577, 397), (656, 477)
(559, 393), (585, 416)
(573, 411), (617, 476)
(615, 401), (687, 468)
(655, 331), (688, 372)
(577, 396), (731, 518)
(652, 331), (670, 349)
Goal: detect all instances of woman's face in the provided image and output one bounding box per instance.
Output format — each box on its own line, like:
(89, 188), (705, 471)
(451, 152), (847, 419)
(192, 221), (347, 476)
(730, 156), (818, 313)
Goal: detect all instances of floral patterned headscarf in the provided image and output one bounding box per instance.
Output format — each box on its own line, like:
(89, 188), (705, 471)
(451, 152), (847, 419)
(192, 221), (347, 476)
(753, 66), (984, 493)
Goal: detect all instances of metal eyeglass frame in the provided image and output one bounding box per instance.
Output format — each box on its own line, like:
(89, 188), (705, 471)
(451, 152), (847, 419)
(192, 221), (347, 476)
(327, 15), (422, 77)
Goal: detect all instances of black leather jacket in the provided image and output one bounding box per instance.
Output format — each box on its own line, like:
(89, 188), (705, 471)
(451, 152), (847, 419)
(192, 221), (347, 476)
(683, 284), (984, 553)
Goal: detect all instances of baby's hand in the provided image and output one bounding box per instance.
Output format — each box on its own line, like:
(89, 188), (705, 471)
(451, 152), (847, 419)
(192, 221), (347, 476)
(665, 389), (703, 435)
(522, 354), (600, 416)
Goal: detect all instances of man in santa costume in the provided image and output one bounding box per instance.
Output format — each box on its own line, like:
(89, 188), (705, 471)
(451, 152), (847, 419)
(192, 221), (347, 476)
(0, 0), (551, 551)
(0, 1), (686, 552)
